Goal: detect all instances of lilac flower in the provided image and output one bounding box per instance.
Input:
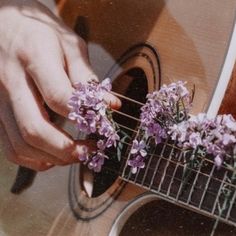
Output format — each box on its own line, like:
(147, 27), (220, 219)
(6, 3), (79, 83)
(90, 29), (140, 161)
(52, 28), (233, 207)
(105, 132), (120, 148)
(206, 143), (222, 157)
(140, 81), (192, 143)
(188, 113), (208, 129)
(128, 81), (192, 174)
(146, 122), (164, 144)
(168, 123), (188, 144)
(88, 151), (107, 172)
(69, 78), (236, 173)
(188, 132), (202, 149)
(97, 140), (106, 151)
(221, 133), (236, 146)
(84, 110), (97, 133)
(127, 140), (148, 173)
(68, 78), (120, 172)
(99, 77), (112, 91)
(216, 114), (236, 132)
(130, 140), (147, 157)
(133, 81), (236, 171)
(128, 155), (146, 174)
(214, 155), (223, 168)
(68, 111), (79, 121)
(99, 117), (114, 137)
(168, 112), (236, 168)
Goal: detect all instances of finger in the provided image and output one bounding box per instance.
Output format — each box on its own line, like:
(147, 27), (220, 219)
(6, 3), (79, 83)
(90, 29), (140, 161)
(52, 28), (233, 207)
(0, 121), (53, 171)
(61, 37), (121, 109)
(5, 63), (94, 163)
(15, 156), (53, 172)
(23, 30), (73, 117)
(104, 92), (122, 110)
(61, 36), (92, 85)
(0, 102), (67, 165)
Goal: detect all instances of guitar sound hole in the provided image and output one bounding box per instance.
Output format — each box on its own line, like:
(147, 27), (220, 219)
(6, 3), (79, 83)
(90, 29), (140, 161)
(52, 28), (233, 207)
(91, 67), (148, 197)
(120, 200), (236, 236)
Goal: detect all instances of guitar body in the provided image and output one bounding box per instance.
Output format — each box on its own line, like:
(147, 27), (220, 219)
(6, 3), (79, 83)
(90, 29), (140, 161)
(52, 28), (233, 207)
(48, 1), (236, 235)
(47, 173), (156, 236)
(0, 1), (236, 235)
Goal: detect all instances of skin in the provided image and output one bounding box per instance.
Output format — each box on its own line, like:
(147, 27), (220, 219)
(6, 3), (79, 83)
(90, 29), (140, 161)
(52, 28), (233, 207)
(0, 0), (121, 171)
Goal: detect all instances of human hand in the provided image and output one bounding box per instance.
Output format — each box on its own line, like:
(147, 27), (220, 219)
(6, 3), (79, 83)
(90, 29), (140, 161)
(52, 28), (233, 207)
(0, 0), (120, 171)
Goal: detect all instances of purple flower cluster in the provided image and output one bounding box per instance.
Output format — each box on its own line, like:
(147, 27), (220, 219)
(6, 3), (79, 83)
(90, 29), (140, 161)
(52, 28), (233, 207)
(169, 113), (236, 168)
(68, 78), (236, 174)
(128, 140), (147, 174)
(128, 80), (236, 173)
(128, 81), (192, 173)
(140, 81), (192, 144)
(68, 78), (120, 172)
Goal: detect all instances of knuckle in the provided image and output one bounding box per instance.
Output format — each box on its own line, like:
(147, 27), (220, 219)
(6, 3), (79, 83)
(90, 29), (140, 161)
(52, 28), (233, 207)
(24, 27), (58, 59)
(45, 89), (66, 109)
(19, 122), (41, 145)
(66, 35), (87, 55)
(64, 33), (80, 45)
(70, 35), (80, 45)
(60, 141), (75, 160)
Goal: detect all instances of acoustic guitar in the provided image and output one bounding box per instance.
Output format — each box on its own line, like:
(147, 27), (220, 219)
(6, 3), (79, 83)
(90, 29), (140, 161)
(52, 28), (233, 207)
(1, 0), (236, 235)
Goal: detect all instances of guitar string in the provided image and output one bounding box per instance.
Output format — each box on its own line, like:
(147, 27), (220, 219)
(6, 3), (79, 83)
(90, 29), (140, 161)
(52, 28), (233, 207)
(108, 121), (235, 188)
(175, 147), (200, 200)
(211, 172), (228, 214)
(101, 90), (236, 212)
(155, 139), (177, 192)
(111, 91), (145, 106)
(140, 139), (157, 186)
(166, 148), (184, 196)
(109, 120), (235, 188)
(94, 90), (236, 222)
(112, 108), (235, 174)
(112, 109), (141, 122)
(114, 120), (232, 173)
(103, 154), (235, 221)
(148, 138), (169, 189)
(104, 150), (231, 203)
(226, 187), (236, 220)
(132, 133), (156, 184)
(104, 142), (236, 217)
(198, 164), (217, 209)
(121, 118), (141, 178)
(104, 145), (236, 190)
(186, 156), (207, 204)
(131, 129), (147, 184)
